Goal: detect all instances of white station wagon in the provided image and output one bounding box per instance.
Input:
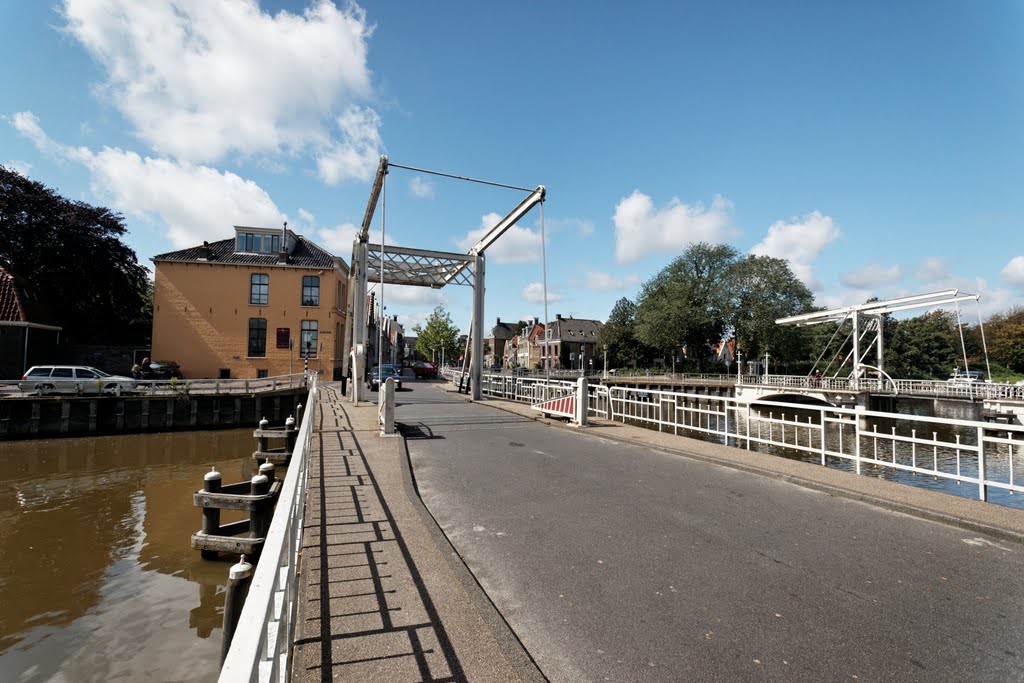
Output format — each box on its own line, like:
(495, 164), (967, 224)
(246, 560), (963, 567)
(19, 365), (138, 396)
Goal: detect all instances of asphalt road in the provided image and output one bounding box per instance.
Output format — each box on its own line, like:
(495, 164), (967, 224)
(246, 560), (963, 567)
(397, 378), (1024, 682)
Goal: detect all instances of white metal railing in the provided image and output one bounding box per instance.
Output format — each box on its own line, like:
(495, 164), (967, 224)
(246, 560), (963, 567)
(474, 372), (1024, 503)
(2, 373), (309, 397)
(219, 375), (318, 683)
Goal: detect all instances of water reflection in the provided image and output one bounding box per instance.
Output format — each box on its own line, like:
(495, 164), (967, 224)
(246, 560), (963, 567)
(0, 428), (259, 682)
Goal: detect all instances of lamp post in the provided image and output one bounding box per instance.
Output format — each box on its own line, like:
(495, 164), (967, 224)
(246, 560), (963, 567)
(736, 350), (742, 383)
(603, 344), (608, 380)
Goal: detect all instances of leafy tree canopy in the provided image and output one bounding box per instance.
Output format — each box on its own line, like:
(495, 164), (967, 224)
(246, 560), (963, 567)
(634, 242), (738, 359)
(413, 306), (461, 364)
(599, 297), (652, 368)
(729, 254), (815, 361)
(885, 310), (961, 379)
(982, 307), (1024, 373)
(0, 166), (151, 343)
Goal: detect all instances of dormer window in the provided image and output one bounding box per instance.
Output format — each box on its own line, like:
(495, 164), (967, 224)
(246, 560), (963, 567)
(234, 226), (295, 255)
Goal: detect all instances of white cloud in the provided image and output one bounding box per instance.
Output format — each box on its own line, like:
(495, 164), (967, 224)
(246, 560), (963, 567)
(751, 210), (840, 288)
(409, 176), (434, 199)
(455, 212), (542, 263)
(316, 223), (360, 255)
(3, 160), (32, 176)
(522, 282), (563, 304)
(61, 0), (377, 168)
(839, 263), (903, 290)
(298, 208), (315, 224)
(381, 285), (443, 307)
(315, 105), (384, 185)
(1001, 256), (1024, 287)
(916, 257), (950, 285)
(584, 271), (640, 291)
(14, 111), (282, 248)
(612, 190), (736, 263)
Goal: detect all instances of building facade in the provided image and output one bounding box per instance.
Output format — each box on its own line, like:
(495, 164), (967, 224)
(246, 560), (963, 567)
(151, 226), (348, 379)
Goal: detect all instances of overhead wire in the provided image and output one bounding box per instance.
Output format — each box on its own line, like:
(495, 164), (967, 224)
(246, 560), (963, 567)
(387, 162), (534, 193)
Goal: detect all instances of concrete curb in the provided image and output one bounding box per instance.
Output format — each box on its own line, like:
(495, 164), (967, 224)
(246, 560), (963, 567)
(396, 429), (549, 683)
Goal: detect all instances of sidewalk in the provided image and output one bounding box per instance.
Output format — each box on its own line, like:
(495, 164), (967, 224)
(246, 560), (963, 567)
(290, 382), (544, 682)
(442, 383), (1024, 545)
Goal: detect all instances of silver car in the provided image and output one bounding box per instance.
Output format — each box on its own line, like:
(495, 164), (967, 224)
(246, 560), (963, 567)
(19, 365), (138, 396)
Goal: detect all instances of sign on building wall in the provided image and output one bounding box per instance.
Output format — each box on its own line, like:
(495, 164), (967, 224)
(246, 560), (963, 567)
(276, 328), (290, 349)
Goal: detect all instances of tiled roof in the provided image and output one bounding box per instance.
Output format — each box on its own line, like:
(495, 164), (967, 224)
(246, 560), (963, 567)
(548, 315), (603, 341)
(0, 266), (60, 325)
(153, 236), (337, 269)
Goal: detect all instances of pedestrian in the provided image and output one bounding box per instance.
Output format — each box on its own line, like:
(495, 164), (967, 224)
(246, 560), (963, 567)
(140, 357), (153, 380)
(131, 363), (141, 380)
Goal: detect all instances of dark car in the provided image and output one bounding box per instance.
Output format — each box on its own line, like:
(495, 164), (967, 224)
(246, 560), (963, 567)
(367, 365), (403, 391)
(147, 360), (182, 379)
(412, 361), (438, 379)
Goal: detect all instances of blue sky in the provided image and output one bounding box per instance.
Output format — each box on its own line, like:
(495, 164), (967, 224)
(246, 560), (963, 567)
(3, 1), (1022, 335)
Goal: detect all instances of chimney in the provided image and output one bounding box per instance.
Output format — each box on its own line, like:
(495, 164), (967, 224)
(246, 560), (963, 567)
(496, 317), (501, 325)
(200, 240), (212, 260)
(278, 221), (289, 264)
(556, 313), (562, 321)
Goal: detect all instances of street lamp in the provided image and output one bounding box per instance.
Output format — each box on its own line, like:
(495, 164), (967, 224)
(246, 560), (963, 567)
(603, 344), (608, 379)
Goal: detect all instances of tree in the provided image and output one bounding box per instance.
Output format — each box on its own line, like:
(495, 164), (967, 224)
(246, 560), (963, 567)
(413, 306), (461, 364)
(0, 166), (151, 343)
(634, 242), (738, 365)
(598, 297), (651, 368)
(885, 311), (961, 379)
(728, 255), (815, 362)
(985, 307), (1024, 372)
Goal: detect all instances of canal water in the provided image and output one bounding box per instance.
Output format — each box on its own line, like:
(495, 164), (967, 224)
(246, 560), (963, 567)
(0, 429), (260, 683)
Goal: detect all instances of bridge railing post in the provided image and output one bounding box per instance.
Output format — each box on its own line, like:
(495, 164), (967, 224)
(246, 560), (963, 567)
(977, 425), (986, 501)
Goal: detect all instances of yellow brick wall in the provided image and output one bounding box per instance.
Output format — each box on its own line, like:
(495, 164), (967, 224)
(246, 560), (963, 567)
(152, 260), (347, 379)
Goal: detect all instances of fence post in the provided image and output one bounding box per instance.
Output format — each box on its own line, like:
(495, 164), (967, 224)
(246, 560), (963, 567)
(854, 407), (863, 475)
(220, 555), (253, 666)
(257, 417), (269, 457)
(576, 377), (588, 427)
(977, 425), (987, 501)
(249, 473), (271, 543)
(380, 378), (396, 435)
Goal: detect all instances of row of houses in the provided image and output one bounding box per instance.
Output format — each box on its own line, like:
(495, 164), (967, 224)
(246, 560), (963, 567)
(485, 314), (604, 371)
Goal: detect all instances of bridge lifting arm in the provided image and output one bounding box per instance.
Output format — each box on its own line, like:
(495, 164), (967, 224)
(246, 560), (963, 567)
(358, 156), (389, 243)
(468, 185), (546, 255)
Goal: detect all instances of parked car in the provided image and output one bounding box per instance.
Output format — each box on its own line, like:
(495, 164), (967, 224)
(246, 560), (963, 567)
(367, 365), (403, 391)
(146, 360), (182, 379)
(412, 361), (438, 379)
(19, 365), (138, 396)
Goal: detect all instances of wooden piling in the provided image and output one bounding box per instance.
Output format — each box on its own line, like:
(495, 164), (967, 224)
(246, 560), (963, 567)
(220, 555), (253, 666)
(200, 467), (222, 560)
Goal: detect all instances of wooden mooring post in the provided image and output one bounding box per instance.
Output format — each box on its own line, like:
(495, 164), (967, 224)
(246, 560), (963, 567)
(220, 555), (253, 665)
(252, 414), (298, 465)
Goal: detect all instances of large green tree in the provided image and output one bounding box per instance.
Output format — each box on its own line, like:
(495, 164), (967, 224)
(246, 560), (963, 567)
(598, 297), (651, 368)
(728, 255), (815, 362)
(885, 311), (961, 379)
(984, 307), (1024, 372)
(413, 306), (461, 364)
(0, 166), (151, 343)
(634, 242), (738, 363)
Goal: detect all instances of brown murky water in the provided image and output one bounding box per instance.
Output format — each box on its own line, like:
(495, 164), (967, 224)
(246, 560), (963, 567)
(0, 429), (260, 682)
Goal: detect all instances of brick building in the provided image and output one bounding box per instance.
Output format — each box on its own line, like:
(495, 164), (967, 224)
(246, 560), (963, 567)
(151, 225), (348, 379)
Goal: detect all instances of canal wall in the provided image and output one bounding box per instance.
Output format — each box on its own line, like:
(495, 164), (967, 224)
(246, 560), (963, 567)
(0, 389), (306, 440)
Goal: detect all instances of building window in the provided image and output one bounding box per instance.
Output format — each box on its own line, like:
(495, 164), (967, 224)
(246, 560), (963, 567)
(250, 273), (269, 305)
(248, 318), (267, 357)
(256, 369), (268, 378)
(237, 233), (282, 254)
(301, 276), (320, 306)
(300, 320), (318, 358)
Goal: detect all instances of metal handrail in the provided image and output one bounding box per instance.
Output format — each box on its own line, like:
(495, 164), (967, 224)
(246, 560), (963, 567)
(219, 375), (318, 682)
(475, 371), (1024, 502)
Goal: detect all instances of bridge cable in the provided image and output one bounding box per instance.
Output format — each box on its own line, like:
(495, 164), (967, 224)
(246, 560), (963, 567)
(973, 303), (993, 381)
(386, 162), (534, 194)
(810, 311), (850, 375)
(540, 198), (550, 385)
(954, 299), (969, 376)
